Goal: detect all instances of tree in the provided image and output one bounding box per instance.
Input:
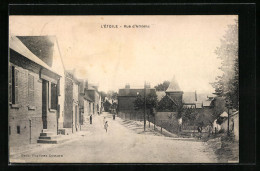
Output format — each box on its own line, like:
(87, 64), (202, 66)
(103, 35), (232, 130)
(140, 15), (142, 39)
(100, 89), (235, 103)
(182, 107), (198, 131)
(107, 90), (118, 100)
(100, 91), (107, 101)
(211, 20), (238, 109)
(134, 92), (158, 130)
(154, 80), (170, 91)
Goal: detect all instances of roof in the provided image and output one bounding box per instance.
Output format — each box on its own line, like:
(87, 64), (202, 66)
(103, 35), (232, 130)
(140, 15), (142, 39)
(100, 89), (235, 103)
(9, 36), (60, 76)
(183, 92), (196, 103)
(230, 110), (239, 117)
(84, 93), (93, 102)
(156, 91), (166, 101)
(166, 76), (181, 92)
(118, 88), (156, 97)
(65, 70), (80, 84)
(203, 100), (212, 107)
(183, 92), (215, 107)
(16, 36), (55, 67)
(220, 111), (228, 117)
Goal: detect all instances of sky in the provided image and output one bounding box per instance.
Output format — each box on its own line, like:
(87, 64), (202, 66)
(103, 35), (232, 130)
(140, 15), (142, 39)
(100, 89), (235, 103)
(9, 15), (238, 93)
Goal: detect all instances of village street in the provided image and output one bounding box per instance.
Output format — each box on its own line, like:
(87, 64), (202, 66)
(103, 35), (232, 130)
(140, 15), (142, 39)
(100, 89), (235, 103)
(10, 112), (217, 163)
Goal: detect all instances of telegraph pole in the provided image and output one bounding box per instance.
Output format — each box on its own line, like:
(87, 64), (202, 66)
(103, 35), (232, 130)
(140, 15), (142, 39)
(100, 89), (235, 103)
(226, 100), (233, 136)
(144, 81), (146, 132)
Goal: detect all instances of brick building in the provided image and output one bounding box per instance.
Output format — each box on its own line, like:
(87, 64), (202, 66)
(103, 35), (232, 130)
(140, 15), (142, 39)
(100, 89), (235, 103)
(156, 76), (215, 133)
(64, 71), (80, 133)
(9, 35), (65, 147)
(85, 84), (102, 115)
(117, 84), (156, 120)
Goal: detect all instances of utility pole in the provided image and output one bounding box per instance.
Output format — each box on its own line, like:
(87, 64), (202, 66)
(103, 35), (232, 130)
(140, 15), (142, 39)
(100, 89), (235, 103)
(226, 100), (232, 136)
(144, 81), (146, 132)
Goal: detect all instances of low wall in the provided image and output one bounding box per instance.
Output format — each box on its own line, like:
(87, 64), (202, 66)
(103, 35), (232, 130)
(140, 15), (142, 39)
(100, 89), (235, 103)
(118, 111), (180, 134)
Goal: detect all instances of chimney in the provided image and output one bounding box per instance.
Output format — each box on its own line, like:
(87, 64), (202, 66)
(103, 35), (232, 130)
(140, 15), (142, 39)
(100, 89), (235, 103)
(79, 80), (84, 94)
(84, 79), (89, 90)
(145, 83), (151, 88)
(125, 83), (130, 89)
(195, 90), (197, 101)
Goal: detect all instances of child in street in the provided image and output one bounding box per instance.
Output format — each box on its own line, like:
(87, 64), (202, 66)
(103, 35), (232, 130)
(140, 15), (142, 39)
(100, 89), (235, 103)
(104, 121), (108, 133)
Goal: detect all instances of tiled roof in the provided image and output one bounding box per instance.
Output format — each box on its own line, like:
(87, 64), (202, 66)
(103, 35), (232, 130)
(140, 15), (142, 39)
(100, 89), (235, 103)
(166, 76), (181, 92)
(183, 92), (215, 107)
(84, 92), (93, 102)
(220, 111), (228, 117)
(16, 36), (55, 67)
(118, 88), (156, 96)
(156, 91), (166, 101)
(9, 36), (60, 76)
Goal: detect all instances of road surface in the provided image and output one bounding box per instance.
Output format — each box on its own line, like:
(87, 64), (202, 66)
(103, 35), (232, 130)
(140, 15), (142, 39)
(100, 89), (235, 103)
(10, 112), (217, 163)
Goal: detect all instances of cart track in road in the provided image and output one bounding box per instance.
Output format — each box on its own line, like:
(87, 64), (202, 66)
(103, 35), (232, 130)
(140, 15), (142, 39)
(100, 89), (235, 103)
(10, 112), (218, 163)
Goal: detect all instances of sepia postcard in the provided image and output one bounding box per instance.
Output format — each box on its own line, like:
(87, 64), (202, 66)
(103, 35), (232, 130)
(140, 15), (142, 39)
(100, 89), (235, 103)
(8, 15), (239, 163)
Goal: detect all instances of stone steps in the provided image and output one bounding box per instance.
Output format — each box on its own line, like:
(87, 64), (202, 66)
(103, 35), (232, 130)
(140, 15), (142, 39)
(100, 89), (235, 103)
(37, 139), (58, 144)
(38, 135), (58, 140)
(40, 132), (55, 136)
(37, 129), (58, 144)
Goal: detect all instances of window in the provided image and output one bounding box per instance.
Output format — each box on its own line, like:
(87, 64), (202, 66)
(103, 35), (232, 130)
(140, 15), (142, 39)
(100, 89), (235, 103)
(17, 126), (20, 134)
(49, 82), (57, 110)
(28, 74), (34, 105)
(9, 66), (19, 104)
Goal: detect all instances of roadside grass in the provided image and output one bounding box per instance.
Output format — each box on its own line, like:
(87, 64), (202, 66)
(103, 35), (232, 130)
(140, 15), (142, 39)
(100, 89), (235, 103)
(202, 133), (239, 163)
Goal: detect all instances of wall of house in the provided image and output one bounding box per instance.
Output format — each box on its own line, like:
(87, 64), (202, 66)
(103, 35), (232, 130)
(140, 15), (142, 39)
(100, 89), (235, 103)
(118, 96), (136, 111)
(64, 77), (73, 128)
(233, 113), (239, 141)
(73, 83), (80, 131)
(220, 113), (239, 141)
(118, 110), (145, 121)
(9, 59), (43, 147)
(94, 91), (100, 114)
(58, 74), (65, 128)
(166, 92), (183, 105)
(50, 36), (65, 130)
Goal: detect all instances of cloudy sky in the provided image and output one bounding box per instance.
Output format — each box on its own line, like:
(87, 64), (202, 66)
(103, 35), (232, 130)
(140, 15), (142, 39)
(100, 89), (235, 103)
(9, 15), (237, 93)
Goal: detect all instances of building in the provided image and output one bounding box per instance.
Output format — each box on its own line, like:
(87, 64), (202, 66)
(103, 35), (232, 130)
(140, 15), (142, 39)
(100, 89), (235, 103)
(85, 83), (101, 115)
(78, 79), (94, 125)
(156, 76), (216, 133)
(63, 70), (80, 133)
(117, 84), (156, 120)
(9, 35), (65, 146)
(103, 99), (112, 112)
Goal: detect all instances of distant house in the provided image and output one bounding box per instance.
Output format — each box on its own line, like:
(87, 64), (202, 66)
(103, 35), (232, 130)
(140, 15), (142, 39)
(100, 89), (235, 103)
(217, 110), (239, 140)
(9, 35), (65, 146)
(64, 70), (80, 133)
(156, 76), (216, 132)
(117, 84), (156, 120)
(86, 83), (102, 115)
(103, 100), (112, 112)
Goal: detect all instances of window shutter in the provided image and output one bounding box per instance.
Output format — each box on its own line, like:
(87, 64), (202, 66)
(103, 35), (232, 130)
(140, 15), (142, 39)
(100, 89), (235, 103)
(9, 65), (12, 103)
(28, 74), (34, 105)
(57, 79), (60, 96)
(14, 68), (19, 104)
(51, 83), (57, 109)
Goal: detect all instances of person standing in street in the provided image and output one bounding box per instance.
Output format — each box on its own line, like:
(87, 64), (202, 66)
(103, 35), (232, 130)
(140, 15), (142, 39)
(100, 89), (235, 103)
(90, 115), (92, 124)
(104, 121), (108, 133)
(197, 126), (202, 139)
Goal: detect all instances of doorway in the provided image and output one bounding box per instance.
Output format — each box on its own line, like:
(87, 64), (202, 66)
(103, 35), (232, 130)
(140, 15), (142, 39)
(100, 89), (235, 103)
(42, 80), (48, 129)
(75, 105), (77, 132)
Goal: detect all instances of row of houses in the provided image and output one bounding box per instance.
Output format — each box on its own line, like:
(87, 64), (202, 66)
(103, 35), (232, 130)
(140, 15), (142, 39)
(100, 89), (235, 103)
(117, 76), (235, 134)
(9, 35), (102, 147)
